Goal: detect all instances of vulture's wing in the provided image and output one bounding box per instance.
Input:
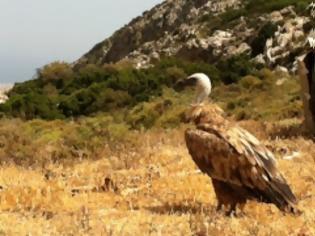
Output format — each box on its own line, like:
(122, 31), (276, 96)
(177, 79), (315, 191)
(185, 124), (297, 210)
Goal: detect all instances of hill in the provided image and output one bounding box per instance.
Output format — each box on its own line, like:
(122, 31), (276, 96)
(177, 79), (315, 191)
(76, 0), (314, 71)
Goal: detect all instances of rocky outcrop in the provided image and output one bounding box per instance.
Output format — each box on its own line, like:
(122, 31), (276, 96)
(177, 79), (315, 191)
(76, 0), (242, 67)
(262, 10), (309, 68)
(75, 1), (312, 72)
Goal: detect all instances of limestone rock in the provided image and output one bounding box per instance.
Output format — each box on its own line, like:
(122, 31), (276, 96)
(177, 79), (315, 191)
(74, 0), (312, 72)
(270, 11), (284, 23)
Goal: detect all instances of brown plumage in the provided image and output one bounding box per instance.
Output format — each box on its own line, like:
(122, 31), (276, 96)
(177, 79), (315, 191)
(185, 103), (299, 215)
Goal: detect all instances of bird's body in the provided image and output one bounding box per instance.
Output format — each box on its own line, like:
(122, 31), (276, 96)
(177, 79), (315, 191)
(178, 73), (298, 215)
(185, 103), (298, 214)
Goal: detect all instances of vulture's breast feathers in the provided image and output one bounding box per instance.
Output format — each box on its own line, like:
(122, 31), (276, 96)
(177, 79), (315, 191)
(185, 103), (226, 126)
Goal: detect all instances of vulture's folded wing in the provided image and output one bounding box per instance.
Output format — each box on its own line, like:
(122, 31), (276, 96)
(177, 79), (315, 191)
(185, 125), (297, 210)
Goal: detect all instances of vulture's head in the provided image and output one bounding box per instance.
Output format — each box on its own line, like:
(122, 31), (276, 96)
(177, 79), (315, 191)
(175, 73), (225, 125)
(175, 73), (212, 105)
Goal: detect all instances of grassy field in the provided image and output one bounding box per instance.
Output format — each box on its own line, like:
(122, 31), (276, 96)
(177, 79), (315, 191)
(0, 69), (314, 235)
(0, 120), (314, 235)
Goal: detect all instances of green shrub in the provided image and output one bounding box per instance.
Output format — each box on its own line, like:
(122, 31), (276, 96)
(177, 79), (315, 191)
(235, 110), (251, 121)
(158, 57), (220, 84)
(61, 64), (110, 95)
(217, 54), (257, 84)
(37, 61), (74, 89)
(255, 68), (275, 81)
(165, 67), (187, 84)
(3, 93), (63, 120)
(239, 75), (263, 89)
(1, 56), (260, 121)
(59, 84), (132, 117)
(220, 8), (247, 23)
(251, 22), (278, 57)
(296, 2), (310, 15)
(8, 79), (43, 96)
(126, 102), (160, 129)
(245, 0), (313, 14)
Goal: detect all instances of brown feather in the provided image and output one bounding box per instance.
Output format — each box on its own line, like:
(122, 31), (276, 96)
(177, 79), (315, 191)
(185, 103), (298, 213)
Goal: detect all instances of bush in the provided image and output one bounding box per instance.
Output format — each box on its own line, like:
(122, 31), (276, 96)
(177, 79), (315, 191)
(165, 67), (187, 84)
(220, 8), (247, 23)
(2, 56), (257, 120)
(37, 61), (74, 86)
(245, 0), (313, 14)
(251, 22), (278, 57)
(126, 102), (160, 129)
(255, 68), (274, 80)
(3, 93), (63, 120)
(239, 75), (262, 89)
(217, 54), (257, 84)
(158, 57), (220, 84)
(8, 79), (43, 96)
(61, 64), (111, 95)
(59, 84), (132, 117)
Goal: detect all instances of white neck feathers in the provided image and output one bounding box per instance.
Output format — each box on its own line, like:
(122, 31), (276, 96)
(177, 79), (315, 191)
(188, 73), (212, 104)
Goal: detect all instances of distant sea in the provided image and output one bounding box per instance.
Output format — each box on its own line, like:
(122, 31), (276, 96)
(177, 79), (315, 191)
(0, 83), (13, 89)
(0, 83), (13, 95)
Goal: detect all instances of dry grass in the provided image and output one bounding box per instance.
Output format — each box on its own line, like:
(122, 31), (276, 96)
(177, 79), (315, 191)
(0, 119), (314, 235)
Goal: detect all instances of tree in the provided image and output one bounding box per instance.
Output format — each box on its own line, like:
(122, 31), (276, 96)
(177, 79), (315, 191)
(37, 61), (74, 88)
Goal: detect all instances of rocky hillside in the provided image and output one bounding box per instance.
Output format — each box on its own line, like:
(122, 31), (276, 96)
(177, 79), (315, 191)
(76, 0), (314, 72)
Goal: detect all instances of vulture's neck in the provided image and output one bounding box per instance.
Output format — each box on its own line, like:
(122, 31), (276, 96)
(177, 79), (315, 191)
(187, 103), (227, 127)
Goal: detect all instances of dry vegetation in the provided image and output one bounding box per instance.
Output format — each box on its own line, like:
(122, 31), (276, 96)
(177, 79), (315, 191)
(0, 117), (315, 235)
(0, 69), (313, 235)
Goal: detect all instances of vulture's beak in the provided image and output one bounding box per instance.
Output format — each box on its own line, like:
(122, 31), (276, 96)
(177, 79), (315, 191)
(174, 77), (197, 92)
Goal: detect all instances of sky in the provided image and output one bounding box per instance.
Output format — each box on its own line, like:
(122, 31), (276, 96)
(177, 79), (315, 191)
(0, 0), (163, 84)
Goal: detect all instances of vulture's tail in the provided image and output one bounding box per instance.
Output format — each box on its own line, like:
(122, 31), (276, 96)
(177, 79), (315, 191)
(264, 177), (301, 215)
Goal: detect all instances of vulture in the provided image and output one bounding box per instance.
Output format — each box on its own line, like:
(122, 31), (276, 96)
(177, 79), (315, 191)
(177, 73), (299, 215)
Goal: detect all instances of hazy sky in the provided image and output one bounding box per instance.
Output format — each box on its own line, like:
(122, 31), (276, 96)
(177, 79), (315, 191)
(0, 0), (162, 84)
